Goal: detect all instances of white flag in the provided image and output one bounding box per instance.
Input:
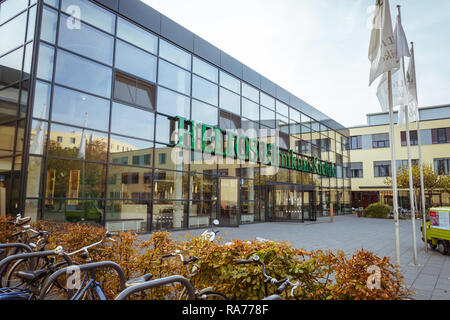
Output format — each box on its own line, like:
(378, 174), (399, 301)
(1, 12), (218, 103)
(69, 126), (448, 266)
(398, 104), (419, 127)
(368, 0), (398, 86)
(376, 61), (408, 112)
(30, 108), (46, 155)
(77, 113), (88, 159)
(407, 44), (418, 110)
(394, 13), (410, 60)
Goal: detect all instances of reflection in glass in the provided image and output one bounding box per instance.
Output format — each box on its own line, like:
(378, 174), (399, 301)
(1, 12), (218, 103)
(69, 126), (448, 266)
(0, 86), (19, 123)
(219, 178), (238, 225)
(114, 72), (156, 110)
(191, 99), (218, 126)
(52, 85), (110, 131)
(0, 123), (16, 156)
(242, 98), (259, 121)
(242, 83), (259, 103)
(155, 115), (177, 145)
(33, 81), (51, 119)
(0, 0), (28, 25)
(192, 75), (218, 106)
(26, 156), (43, 198)
(43, 199), (104, 224)
(158, 59), (190, 95)
(40, 6), (57, 44)
(37, 43), (54, 81)
(105, 200), (148, 232)
(157, 86), (190, 118)
(111, 102), (154, 140)
(115, 40), (157, 82)
(153, 200), (187, 231)
(49, 124), (108, 162)
(0, 11), (26, 56)
(193, 57), (218, 83)
(59, 14), (114, 65)
(189, 201), (217, 228)
(260, 92), (275, 110)
(107, 165), (152, 200)
(61, 0), (115, 34)
(153, 170), (188, 200)
(219, 87), (239, 115)
(109, 134), (153, 166)
(29, 120), (48, 155)
(0, 47), (24, 87)
(55, 49), (112, 98)
(219, 71), (240, 94)
(159, 39), (191, 70)
(117, 17), (157, 54)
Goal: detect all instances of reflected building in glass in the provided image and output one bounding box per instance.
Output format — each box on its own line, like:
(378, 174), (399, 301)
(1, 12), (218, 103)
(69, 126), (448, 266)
(0, 0), (351, 232)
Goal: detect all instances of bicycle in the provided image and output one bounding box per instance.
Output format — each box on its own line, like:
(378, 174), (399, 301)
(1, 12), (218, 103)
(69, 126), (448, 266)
(200, 219), (220, 242)
(162, 249), (228, 300)
(236, 255), (299, 300)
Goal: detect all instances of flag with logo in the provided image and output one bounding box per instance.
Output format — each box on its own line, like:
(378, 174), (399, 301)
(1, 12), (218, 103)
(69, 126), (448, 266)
(78, 113), (88, 159)
(368, 0), (398, 86)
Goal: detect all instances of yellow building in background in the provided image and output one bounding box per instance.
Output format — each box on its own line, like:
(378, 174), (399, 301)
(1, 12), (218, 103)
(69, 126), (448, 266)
(348, 105), (450, 210)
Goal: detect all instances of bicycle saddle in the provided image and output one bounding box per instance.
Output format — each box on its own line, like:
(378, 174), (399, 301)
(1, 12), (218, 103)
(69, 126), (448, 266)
(16, 270), (48, 282)
(125, 273), (153, 288)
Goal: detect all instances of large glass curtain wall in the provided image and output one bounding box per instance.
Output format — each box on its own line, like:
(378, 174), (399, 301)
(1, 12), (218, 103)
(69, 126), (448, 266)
(16, 0), (350, 232)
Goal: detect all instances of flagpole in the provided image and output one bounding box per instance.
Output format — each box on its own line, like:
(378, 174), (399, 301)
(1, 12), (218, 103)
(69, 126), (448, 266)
(411, 41), (428, 253)
(388, 70), (401, 266)
(397, 5), (418, 266)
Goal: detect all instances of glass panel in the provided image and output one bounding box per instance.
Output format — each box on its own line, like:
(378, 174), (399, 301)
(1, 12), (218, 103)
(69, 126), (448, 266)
(190, 173), (217, 201)
(192, 75), (218, 106)
(49, 123), (108, 161)
(0, 86), (19, 123)
(43, 0), (59, 8)
(26, 5), (37, 43)
(44, 200), (104, 223)
(22, 42), (33, 79)
(260, 92), (275, 110)
(242, 97), (259, 121)
(158, 59), (190, 95)
(260, 106), (275, 128)
(157, 86), (190, 118)
(61, 0), (115, 34)
(109, 134), (153, 166)
(40, 6), (57, 44)
(191, 99), (218, 126)
(220, 178), (238, 225)
(0, 47), (24, 87)
(106, 200), (148, 232)
(193, 57), (218, 83)
(114, 71), (156, 110)
(45, 159), (106, 198)
(52, 85), (110, 131)
(117, 17), (157, 54)
(0, 0), (28, 25)
(242, 83), (259, 103)
(0, 11), (26, 56)
(276, 100), (289, 117)
(32, 81), (51, 119)
(115, 40), (157, 82)
(111, 102), (154, 140)
(155, 114), (177, 144)
(29, 120), (48, 155)
(189, 201), (217, 228)
(220, 71), (240, 94)
(59, 13), (114, 65)
(241, 201), (258, 224)
(26, 156), (43, 197)
(155, 143), (189, 172)
(36, 43), (54, 81)
(55, 49), (112, 98)
(152, 200), (187, 231)
(153, 170), (188, 200)
(159, 39), (191, 70)
(219, 87), (239, 115)
(107, 165), (153, 199)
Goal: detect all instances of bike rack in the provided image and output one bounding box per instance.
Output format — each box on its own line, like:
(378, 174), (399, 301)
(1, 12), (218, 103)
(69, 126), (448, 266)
(39, 261), (127, 300)
(115, 275), (195, 300)
(0, 250), (73, 273)
(0, 243), (33, 260)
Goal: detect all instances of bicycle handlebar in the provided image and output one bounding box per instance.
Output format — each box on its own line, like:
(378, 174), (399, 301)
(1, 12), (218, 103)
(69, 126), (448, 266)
(115, 275), (195, 300)
(0, 243), (33, 256)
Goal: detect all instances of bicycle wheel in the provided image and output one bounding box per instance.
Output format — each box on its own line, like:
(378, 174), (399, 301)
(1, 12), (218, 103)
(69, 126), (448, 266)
(4, 258), (37, 288)
(198, 291), (228, 300)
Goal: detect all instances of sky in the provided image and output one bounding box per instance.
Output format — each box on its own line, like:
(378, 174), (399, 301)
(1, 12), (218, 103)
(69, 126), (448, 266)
(141, 0), (450, 128)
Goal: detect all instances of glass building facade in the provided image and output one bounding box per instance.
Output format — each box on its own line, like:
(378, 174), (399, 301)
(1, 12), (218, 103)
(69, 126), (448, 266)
(0, 0), (351, 232)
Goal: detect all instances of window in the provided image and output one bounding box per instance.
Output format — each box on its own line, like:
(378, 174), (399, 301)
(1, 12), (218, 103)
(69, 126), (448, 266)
(396, 159), (418, 170)
(276, 101), (289, 117)
(242, 98), (259, 121)
(61, 0), (115, 34)
(132, 154), (151, 166)
(401, 130), (418, 146)
(192, 75), (218, 106)
(372, 133), (390, 148)
(70, 138), (76, 144)
(374, 161), (391, 177)
(260, 106), (275, 128)
(0, 0), (28, 25)
(57, 136), (63, 143)
(346, 162), (363, 178)
(159, 40), (191, 70)
(40, 6), (58, 44)
(111, 102), (154, 140)
(432, 128), (450, 144)
(36, 43), (54, 81)
(112, 157), (128, 165)
(260, 93), (275, 110)
(122, 173), (139, 185)
(158, 59), (190, 95)
(219, 87), (239, 115)
(193, 57), (218, 83)
(115, 40), (157, 83)
(219, 110), (241, 131)
(242, 83), (259, 103)
(52, 85), (110, 131)
(350, 136), (362, 150)
(58, 14), (114, 65)
(114, 71), (156, 110)
(220, 71), (240, 94)
(0, 11), (27, 56)
(434, 158), (450, 175)
(55, 49), (112, 98)
(117, 17), (157, 54)
(159, 153), (167, 165)
(0, 47), (24, 86)
(157, 87), (190, 118)
(191, 100), (218, 127)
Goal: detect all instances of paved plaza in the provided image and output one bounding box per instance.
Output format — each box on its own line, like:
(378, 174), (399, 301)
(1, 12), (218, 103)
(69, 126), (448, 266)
(167, 214), (450, 300)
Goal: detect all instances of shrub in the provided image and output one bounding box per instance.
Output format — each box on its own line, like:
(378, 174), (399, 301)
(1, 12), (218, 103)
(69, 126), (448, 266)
(0, 218), (410, 300)
(363, 202), (392, 219)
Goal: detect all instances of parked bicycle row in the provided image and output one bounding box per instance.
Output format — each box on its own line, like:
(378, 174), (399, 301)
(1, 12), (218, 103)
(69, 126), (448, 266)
(0, 215), (298, 301)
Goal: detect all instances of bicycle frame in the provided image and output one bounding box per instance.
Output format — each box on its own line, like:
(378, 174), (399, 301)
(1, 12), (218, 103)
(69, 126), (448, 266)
(70, 270), (107, 300)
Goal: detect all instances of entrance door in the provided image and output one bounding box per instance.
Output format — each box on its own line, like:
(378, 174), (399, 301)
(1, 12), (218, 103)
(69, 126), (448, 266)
(219, 178), (239, 226)
(266, 184), (304, 222)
